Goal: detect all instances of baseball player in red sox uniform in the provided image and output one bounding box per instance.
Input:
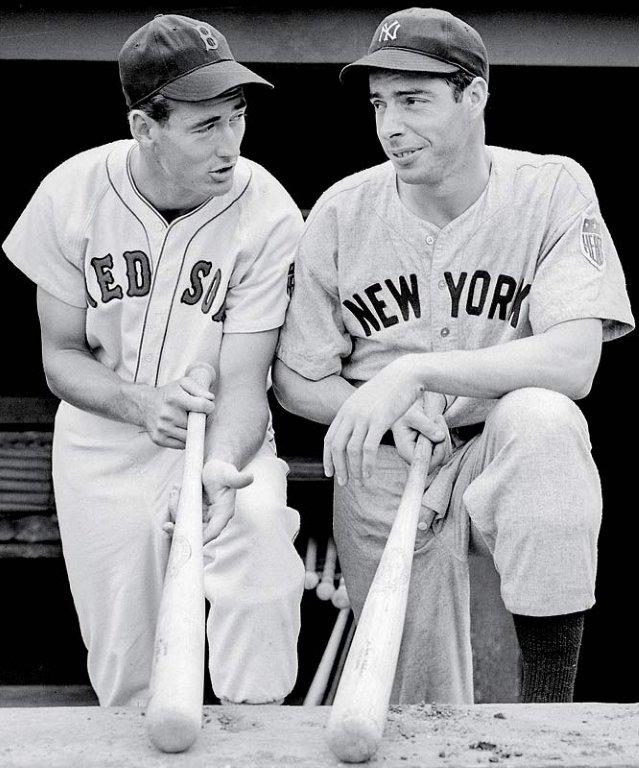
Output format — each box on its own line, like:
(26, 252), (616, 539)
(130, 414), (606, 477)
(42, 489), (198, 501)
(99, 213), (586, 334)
(3, 15), (305, 706)
(275, 8), (634, 704)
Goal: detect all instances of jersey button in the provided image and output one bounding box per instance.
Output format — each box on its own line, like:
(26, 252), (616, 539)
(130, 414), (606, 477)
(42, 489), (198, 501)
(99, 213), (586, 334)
(438, 279), (446, 290)
(426, 235), (434, 245)
(417, 521), (429, 531)
(440, 327), (450, 338)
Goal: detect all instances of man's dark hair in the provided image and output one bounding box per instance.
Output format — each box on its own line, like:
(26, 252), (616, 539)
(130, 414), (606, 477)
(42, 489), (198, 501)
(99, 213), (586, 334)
(130, 93), (174, 124)
(439, 69), (477, 102)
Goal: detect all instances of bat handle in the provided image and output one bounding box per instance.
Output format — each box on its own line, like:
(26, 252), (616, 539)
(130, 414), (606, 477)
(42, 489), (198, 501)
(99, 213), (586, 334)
(185, 361), (216, 391)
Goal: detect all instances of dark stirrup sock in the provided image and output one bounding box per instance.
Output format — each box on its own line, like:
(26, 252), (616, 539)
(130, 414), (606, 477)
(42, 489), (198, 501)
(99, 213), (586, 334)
(512, 612), (585, 703)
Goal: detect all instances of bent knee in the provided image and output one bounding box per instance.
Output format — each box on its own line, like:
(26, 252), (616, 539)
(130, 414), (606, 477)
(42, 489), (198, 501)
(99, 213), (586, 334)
(489, 387), (588, 445)
(233, 498), (300, 543)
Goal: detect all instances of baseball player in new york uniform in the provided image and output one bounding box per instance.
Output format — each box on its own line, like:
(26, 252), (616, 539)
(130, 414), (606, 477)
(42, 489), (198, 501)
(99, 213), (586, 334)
(275, 8), (634, 704)
(3, 15), (305, 707)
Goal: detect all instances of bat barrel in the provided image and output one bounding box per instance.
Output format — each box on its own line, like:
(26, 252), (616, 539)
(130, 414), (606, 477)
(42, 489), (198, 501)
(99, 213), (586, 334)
(327, 714), (381, 763)
(147, 704), (202, 753)
(304, 607), (350, 706)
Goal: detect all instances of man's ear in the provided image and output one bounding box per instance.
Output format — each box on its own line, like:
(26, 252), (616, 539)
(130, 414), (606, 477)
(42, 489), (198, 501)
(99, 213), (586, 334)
(128, 110), (157, 147)
(466, 77), (489, 112)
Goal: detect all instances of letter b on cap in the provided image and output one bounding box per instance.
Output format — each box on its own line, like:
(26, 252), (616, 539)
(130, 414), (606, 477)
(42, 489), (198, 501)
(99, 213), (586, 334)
(197, 24), (218, 51)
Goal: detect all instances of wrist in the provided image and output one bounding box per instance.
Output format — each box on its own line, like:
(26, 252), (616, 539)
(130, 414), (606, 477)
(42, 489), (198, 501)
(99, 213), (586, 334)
(398, 353), (428, 393)
(204, 454), (237, 470)
(119, 381), (151, 428)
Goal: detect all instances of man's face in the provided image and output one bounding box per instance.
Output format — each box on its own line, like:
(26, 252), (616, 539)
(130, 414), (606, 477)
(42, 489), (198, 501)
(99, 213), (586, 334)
(369, 70), (472, 187)
(151, 87), (247, 203)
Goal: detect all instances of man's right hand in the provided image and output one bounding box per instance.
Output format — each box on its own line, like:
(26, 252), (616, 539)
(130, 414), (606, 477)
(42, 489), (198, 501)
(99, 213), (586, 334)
(137, 375), (215, 448)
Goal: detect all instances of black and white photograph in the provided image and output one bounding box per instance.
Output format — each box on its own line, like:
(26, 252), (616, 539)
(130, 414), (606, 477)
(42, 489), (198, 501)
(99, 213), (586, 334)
(0, 3), (637, 765)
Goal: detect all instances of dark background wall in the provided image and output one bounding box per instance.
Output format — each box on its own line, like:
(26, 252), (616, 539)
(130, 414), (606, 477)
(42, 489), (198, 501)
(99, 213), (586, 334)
(0, 10), (637, 704)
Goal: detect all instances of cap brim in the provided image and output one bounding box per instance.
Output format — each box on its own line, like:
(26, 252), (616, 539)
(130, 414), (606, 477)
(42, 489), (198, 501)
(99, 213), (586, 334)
(340, 49), (459, 84)
(161, 59), (273, 101)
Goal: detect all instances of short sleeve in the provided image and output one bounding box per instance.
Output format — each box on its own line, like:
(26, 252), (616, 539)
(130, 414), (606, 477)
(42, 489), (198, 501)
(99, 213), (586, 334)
(223, 202), (304, 333)
(276, 206), (353, 380)
(2, 178), (87, 308)
(529, 165), (634, 341)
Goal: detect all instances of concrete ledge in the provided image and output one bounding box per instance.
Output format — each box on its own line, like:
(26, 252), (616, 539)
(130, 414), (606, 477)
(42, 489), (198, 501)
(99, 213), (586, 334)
(1, 702), (637, 766)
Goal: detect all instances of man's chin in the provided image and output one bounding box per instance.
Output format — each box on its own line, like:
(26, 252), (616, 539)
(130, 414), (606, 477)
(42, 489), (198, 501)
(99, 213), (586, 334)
(393, 165), (430, 185)
(205, 172), (234, 196)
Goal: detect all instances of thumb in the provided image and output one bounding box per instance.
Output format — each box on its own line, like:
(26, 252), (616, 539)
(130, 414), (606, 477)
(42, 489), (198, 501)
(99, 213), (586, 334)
(224, 467), (254, 490)
(410, 411), (446, 443)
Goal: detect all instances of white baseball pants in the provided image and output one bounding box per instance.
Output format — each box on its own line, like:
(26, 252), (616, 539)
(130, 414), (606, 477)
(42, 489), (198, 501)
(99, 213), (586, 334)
(52, 401), (304, 706)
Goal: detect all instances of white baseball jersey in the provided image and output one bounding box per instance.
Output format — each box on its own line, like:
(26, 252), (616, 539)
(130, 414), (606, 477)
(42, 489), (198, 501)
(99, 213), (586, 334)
(4, 139), (303, 386)
(277, 146), (634, 427)
(2, 138), (305, 706)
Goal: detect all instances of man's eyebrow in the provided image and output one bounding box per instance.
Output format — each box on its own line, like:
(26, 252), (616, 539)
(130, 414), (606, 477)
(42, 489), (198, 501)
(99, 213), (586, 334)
(189, 98), (247, 129)
(369, 87), (434, 99)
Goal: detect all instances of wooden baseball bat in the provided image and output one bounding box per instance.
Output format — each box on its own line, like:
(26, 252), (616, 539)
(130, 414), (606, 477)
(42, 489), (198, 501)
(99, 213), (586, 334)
(327, 395), (444, 763)
(331, 575), (350, 610)
(304, 536), (320, 589)
(304, 607), (351, 706)
(316, 536), (337, 600)
(326, 619), (356, 706)
(146, 362), (215, 754)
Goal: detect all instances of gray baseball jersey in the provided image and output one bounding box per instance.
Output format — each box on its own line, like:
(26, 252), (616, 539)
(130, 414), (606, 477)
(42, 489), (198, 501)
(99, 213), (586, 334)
(277, 146), (634, 427)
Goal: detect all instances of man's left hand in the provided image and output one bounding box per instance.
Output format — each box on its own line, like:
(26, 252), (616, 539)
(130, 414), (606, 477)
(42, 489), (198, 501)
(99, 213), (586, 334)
(163, 459), (253, 544)
(201, 458), (254, 542)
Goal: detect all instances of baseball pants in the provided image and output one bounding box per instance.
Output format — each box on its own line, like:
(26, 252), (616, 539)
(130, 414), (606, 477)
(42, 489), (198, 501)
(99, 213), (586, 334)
(333, 387), (601, 705)
(52, 401), (304, 707)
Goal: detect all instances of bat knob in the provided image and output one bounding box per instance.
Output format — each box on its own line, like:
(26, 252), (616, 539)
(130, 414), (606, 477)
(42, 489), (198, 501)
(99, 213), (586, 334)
(331, 585), (350, 610)
(316, 581), (336, 601)
(305, 571), (320, 590)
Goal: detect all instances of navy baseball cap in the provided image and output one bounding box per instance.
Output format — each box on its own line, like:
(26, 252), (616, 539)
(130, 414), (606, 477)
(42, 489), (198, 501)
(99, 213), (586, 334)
(340, 8), (488, 84)
(119, 14), (273, 109)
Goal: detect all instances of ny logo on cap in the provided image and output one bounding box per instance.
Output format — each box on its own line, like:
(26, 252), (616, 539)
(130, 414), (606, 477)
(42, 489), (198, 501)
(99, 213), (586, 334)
(196, 24), (218, 52)
(379, 20), (401, 42)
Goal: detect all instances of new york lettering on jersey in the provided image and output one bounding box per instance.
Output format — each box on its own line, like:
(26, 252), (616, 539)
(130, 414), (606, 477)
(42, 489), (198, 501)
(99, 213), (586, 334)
(342, 270), (532, 337)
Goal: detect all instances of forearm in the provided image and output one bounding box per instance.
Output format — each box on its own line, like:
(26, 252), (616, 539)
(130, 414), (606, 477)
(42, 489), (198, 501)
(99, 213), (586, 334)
(272, 360), (355, 425)
(43, 346), (149, 426)
(205, 383), (269, 469)
(406, 320), (602, 401)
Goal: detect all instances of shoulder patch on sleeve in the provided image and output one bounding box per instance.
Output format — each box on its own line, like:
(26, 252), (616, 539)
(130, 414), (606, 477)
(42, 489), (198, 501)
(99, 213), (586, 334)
(580, 215), (605, 270)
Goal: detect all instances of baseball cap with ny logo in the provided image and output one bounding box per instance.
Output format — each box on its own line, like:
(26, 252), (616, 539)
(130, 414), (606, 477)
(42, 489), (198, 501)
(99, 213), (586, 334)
(340, 7), (488, 84)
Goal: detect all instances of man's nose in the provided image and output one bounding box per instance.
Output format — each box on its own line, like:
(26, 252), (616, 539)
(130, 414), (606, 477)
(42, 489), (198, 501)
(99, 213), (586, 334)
(379, 104), (404, 140)
(215, 123), (240, 157)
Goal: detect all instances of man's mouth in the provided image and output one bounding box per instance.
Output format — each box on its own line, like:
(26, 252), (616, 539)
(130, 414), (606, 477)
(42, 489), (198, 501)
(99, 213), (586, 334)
(391, 148), (422, 159)
(210, 164), (234, 176)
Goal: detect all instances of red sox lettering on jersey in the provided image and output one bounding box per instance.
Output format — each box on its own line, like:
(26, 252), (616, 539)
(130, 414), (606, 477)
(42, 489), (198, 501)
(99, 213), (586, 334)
(89, 249), (228, 322)
(5, 140), (303, 388)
